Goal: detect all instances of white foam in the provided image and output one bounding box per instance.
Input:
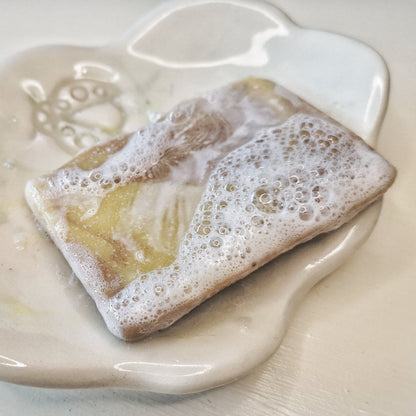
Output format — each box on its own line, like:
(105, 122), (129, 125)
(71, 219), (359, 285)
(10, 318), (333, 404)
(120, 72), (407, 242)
(103, 113), (395, 338)
(36, 81), (298, 201)
(25, 80), (396, 340)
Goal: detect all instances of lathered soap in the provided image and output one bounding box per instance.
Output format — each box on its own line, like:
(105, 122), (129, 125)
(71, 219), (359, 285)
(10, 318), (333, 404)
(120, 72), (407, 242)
(25, 78), (396, 340)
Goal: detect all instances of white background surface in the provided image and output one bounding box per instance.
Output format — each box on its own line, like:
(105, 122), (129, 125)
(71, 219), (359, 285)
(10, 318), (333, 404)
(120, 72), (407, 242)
(0, 0), (414, 414)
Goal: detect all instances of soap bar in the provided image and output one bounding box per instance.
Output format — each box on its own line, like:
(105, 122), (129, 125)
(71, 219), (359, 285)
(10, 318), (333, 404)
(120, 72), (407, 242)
(25, 78), (396, 340)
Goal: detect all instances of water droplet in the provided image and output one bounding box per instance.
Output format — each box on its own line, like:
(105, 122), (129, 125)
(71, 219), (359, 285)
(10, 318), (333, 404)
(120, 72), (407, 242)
(3, 159), (16, 169)
(13, 232), (27, 251)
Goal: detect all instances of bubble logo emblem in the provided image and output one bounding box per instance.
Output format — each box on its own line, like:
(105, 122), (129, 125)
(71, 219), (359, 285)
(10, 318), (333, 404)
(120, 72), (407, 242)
(23, 72), (126, 155)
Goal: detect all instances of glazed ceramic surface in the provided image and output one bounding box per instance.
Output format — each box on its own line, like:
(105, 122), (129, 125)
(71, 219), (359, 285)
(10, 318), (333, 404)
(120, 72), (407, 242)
(0, 0), (393, 395)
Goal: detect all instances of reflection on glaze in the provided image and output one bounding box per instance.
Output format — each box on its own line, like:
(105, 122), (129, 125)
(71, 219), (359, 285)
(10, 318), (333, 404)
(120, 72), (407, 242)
(114, 361), (212, 377)
(128, 27), (285, 68)
(304, 224), (358, 272)
(126, 0), (290, 68)
(0, 355), (27, 368)
(363, 74), (385, 136)
(73, 61), (120, 83)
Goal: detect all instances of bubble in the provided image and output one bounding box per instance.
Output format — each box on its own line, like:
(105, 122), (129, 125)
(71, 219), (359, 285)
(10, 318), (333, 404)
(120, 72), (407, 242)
(80, 178), (89, 187)
(169, 109), (187, 123)
(312, 185), (330, 204)
(201, 201), (213, 211)
(311, 167), (327, 178)
(89, 170), (102, 182)
(70, 86), (88, 102)
(70, 177), (79, 186)
(209, 237), (223, 248)
(93, 86), (106, 97)
(287, 201), (298, 213)
(294, 187), (310, 204)
(273, 175), (289, 189)
(252, 187), (284, 214)
(251, 215), (264, 227)
(217, 225), (230, 235)
(259, 191), (272, 204)
(153, 284), (165, 296)
(289, 174), (300, 184)
(217, 201), (228, 210)
(61, 125), (75, 137)
(36, 111), (48, 123)
(318, 139), (330, 148)
(56, 99), (70, 110)
(202, 210), (212, 218)
(327, 134), (339, 144)
(225, 183), (237, 192)
(319, 205), (331, 217)
(99, 178), (113, 189)
(299, 204), (314, 221)
(245, 204), (255, 213)
(79, 134), (98, 148)
(195, 223), (211, 235)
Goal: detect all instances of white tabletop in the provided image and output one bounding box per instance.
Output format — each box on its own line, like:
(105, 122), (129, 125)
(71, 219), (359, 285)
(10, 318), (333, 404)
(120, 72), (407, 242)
(0, 0), (414, 414)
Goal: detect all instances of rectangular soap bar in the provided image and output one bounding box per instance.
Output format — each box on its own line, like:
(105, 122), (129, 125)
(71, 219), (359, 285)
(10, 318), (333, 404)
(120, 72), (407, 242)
(25, 78), (396, 340)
